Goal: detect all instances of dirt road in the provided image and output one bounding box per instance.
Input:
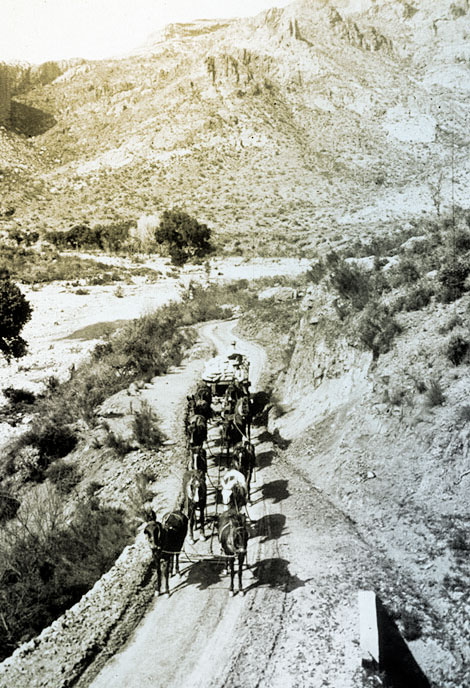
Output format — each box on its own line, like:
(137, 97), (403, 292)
(85, 320), (396, 688)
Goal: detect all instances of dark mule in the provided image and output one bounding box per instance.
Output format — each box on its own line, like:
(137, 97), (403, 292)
(144, 509), (188, 596)
(234, 441), (256, 502)
(195, 382), (212, 406)
(188, 446), (207, 475)
(218, 508), (249, 596)
(223, 381), (244, 415)
(186, 413), (207, 450)
(221, 415), (244, 464)
(180, 469), (207, 541)
(186, 395), (211, 423)
(234, 396), (252, 441)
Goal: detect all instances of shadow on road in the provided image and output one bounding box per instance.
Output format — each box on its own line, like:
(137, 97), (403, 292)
(254, 513), (286, 542)
(184, 560), (226, 591)
(255, 449), (275, 469)
(246, 557), (306, 593)
(261, 479), (289, 503)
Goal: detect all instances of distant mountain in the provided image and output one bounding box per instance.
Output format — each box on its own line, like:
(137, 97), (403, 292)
(1, 0), (469, 254)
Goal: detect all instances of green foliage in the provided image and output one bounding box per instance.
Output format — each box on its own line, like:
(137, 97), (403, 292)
(132, 401), (165, 449)
(103, 425), (133, 457)
(437, 259), (470, 303)
(0, 272), (32, 361)
(400, 610), (423, 641)
(389, 256), (421, 288)
(45, 461), (82, 495)
(155, 209), (213, 265)
(445, 334), (470, 365)
(0, 491), (21, 524)
(328, 258), (372, 311)
(45, 221), (133, 252)
(426, 379), (446, 407)
(356, 302), (402, 358)
(391, 281), (434, 313)
(0, 495), (131, 660)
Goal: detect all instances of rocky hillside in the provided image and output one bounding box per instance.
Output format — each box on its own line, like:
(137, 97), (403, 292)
(1, 0), (469, 253)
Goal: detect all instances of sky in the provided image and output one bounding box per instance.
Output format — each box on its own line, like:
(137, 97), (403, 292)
(1, 0), (292, 64)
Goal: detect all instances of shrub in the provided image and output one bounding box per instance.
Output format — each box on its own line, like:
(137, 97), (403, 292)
(400, 610), (423, 641)
(446, 334), (470, 365)
(132, 401), (166, 448)
(437, 259), (470, 302)
(126, 472), (155, 523)
(103, 426), (133, 457)
(356, 302), (402, 358)
(155, 209), (213, 265)
(46, 461), (82, 495)
(390, 256), (421, 287)
(0, 491), (21, 524)
(426, 379), (446, 407)
(2, 387), (36, 405)
(328, 258), (371, 310)
(0, 495), (131, 660)
(0, 271), (32, 361)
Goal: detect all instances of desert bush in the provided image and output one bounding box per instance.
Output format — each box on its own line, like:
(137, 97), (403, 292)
(437, 259), (470, 302)
(103, 425), (133, 457)
(306, 259), (326, 285)
(132, 401), (165, 448)
(391, 281), (434, 313)
(2, 387), (36, 405)
(328, 258), (372, 310)
(126, 472), (155, 523)
(425, 379), (446, 407)
(0, 271), (32, 361)
(155, 209), (213, 265)
(356, 302), (402, 358)
(459, 405), (470, 422)
(0, 495), (131, 660)
(445, 334), (470, 365)
(0, 490), (21, 524)
(389, 256), (421, 288)
(400, 610), (423, 641)
(439, 313), (462, 334)
(45, 461), (82, 495)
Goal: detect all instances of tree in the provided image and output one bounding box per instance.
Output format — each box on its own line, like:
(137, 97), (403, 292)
(0, 270), (32, 362)
(155, 210), (213, 266)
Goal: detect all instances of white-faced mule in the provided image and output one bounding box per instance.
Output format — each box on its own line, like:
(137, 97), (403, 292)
(144, 509), (188, 597)
(218, 507), (249, 596)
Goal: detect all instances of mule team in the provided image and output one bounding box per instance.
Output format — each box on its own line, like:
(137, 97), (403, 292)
(144, 377), (256, 597)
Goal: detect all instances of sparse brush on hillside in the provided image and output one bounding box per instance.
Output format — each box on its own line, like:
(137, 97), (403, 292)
(132, 402), (165, 449)
(0, 491), (131, 661)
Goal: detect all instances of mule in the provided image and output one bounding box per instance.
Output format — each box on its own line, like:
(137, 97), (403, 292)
(234, 441), (256, 502)
(221, 468), (248, 510)
(188, 446), (207, 474)
(218, 508), (249, 596)
(195, 382), (212, 406)
(221, 415), (244, 464)
(186, 413), (207, 449)
(223, 381), (244, 415)
(234, 396), (252, 441)
(144, 509), (188, 596)
(180, 469), (207, 541)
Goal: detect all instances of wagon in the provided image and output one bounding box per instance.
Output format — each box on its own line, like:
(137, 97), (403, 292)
(202, 352), (250, 398)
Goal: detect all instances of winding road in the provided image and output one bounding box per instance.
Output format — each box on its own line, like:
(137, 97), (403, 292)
(83, 319), (384, 688)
